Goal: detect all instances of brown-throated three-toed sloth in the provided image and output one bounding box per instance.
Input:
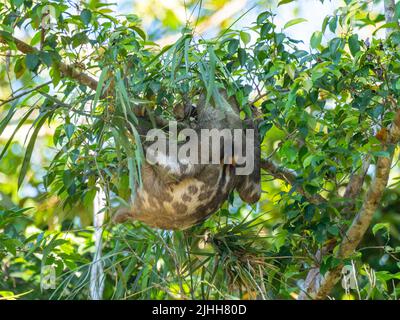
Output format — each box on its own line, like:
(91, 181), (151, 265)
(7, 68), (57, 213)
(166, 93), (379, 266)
(114, 90), (261, 230)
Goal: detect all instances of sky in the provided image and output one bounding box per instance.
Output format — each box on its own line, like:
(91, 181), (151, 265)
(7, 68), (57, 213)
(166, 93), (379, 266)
(116, 0), (340, 48)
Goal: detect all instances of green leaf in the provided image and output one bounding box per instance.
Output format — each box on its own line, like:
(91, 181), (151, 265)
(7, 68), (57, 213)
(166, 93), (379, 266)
(396, 2), (400, 19)
(129, 25), (147, 41)
(144, 43), (174, 68)
(260, 23), (272, 38)
(395, 78), (400, 90)
(284, 18), (307, 29)
(328, 225), (339, 236)
(227, 39), (239, 55)
(348, 34), (360, 57)
(372, 223), (390, 236)
(208, 53), (216, 103)
(42, 237), (68, 267)
(64, 123), (75, 139)
(62, 170), (74, 188)
(39, 51), (52, 67)
(13, 0), (24, 7)
(374, 22), (399, 35)
(0, 107), (36, 161)
(322, 16), (329, 33)
(329, 37), (343, 56)
(259, 121), (272, 142)
(275, 33), (285, 46)
(30, 31), (42, 46)
(285, 63), (295, 80)
(50, 65), (61, 86)
(240, 31), (251, 45)
(372, 151), (390, 158)
(14, 57), (25, 79)
(278, 0), (295, 6)
(329, 15), (338, 33)
(25, 53), (39, 71)
(273, 230), (288, 252)
(71, 32), (89, 48)
(92, 65), (109, 113)
(238, 48), (247, 66)
(0, 104), (16, 136)
(303, 154), (314, 168)
(256, 11), (270, 25)
(83, 189), (97, 207)
(320, 256), (340, 276)
(310, 31), (322, 49)
(80, 9), (92, 25)
(281, 141), (297, 162)
(18, 112), (50, 188)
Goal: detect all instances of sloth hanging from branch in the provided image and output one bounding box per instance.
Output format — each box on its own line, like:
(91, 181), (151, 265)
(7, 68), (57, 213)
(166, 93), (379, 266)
(114, 87), (262, 230)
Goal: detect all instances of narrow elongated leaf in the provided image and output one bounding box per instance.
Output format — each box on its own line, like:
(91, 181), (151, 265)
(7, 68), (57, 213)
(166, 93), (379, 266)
(373, 22), (398, 35)
(0, 107), (36, 161)
(18, 112), (50, 188)
(206, 47), (216, 102)
(278, 0), (295, 6)
(184, 37), (190, 73)
(396, 2), (400, 19)
(284, 18), (307, 29)
(115, 71), (138, 124)
(0, 104), (17, 136)
(111, 126), (140, 201)
(92, 65), (109, 113)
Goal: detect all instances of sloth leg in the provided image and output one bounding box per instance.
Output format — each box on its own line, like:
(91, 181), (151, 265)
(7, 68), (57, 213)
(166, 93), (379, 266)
(112, 207), (133, 223)
(235, 119), (261, 204)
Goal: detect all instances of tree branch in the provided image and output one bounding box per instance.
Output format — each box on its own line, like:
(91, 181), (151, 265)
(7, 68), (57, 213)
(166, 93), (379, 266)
(0, 80), (52, 107)
(0, 32), (167, 124)
(0, 32), (100, 91)
(343, 157), (372, 200)
(384, 0), (399, 36)
(260, 159), (326, 204)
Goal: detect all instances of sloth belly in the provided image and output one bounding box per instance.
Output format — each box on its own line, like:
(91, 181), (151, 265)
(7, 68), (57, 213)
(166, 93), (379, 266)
(133, 165), (235, 230)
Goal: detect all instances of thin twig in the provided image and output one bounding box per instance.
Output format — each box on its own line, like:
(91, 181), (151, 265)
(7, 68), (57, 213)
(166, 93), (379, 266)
(0, 81), (52, 107)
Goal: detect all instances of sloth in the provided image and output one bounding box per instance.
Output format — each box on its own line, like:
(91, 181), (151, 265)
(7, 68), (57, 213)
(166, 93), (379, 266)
(113, 90), (261, 230)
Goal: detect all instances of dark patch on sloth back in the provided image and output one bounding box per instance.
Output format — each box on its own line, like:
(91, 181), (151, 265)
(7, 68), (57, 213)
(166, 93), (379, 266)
(188, 185), (198, 194)
(173, 165), (235, 228)
(182, 194), (192, 202)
